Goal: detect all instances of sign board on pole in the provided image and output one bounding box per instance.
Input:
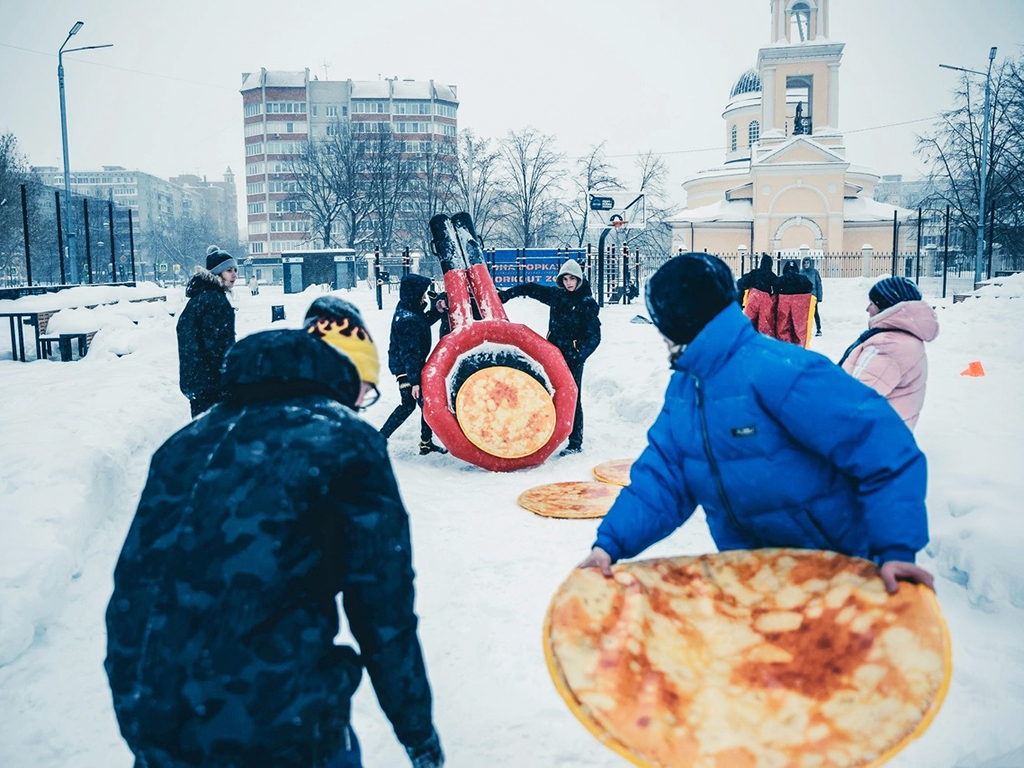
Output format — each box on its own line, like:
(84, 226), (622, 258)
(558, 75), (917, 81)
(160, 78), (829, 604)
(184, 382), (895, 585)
(586, 191), (647, 230)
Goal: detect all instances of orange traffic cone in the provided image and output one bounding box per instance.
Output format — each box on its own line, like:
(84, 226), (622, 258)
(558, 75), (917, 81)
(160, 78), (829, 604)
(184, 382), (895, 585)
(960, 361), (985, 377)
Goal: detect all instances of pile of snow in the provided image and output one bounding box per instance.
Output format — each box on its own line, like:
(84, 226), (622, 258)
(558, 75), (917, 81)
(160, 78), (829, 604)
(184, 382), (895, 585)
(1, 278), (1023, 766)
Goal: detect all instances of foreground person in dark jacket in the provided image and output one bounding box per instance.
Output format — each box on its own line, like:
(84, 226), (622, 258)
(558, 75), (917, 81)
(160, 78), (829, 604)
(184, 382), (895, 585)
(579, 252), (934, 595)
(380, 273), (447, 455)
(106, 305), (444, 768)
(176, 245), (237, 417)
(499, 259), (601, 455)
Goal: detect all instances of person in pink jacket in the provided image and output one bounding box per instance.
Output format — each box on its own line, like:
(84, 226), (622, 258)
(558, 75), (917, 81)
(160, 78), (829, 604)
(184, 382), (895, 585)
(840, 277), (939, 430)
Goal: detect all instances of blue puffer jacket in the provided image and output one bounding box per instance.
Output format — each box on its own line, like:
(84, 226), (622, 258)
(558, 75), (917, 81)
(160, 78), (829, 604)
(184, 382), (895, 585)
(594, 304), (928, 565)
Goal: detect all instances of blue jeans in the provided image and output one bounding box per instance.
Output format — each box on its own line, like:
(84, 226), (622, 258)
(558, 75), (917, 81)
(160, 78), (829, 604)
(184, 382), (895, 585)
(326, 726), (362, 768)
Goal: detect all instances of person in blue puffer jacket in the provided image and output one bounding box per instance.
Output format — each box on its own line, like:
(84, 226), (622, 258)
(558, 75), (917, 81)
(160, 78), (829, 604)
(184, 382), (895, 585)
(579, 252), (934, 594)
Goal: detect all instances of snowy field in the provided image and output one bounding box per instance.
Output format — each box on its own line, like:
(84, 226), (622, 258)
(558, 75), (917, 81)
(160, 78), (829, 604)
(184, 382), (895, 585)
(1, 271), (1023, 767)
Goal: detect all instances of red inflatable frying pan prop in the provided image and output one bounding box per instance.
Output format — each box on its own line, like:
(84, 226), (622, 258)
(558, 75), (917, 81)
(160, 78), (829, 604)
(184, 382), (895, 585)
(421, 212), (578, 471)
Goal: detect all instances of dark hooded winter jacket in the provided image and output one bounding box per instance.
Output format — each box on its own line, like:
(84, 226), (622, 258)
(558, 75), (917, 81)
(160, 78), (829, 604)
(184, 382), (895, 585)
(775, 260), (814, 295)
(387, 273), (436, 386)
(736, 254), (777, 299)
(498, 276), (601, 366)
(105, 330), (436, 767)
(176, 270), (235, 400)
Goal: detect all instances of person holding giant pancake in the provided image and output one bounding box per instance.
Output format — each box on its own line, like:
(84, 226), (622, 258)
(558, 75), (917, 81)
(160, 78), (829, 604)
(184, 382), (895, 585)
(579, 252), (934, 592)
(560, 253), (941, 767)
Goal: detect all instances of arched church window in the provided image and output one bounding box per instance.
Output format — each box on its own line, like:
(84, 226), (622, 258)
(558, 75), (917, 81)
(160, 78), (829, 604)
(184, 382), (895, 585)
(790, 1), (812, 42)
(748, 120), (760, 145)
(730, 125), (738, 152)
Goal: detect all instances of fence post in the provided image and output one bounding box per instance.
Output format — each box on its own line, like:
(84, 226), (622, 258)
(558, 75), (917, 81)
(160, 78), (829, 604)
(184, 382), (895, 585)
(373, 246), (382, 310)
(861, 244), (873, 278)
(916, 207), (922, 284)
(942, 205), (950, 299)
(20, 184), (32, 286)
(55, 190), (66, 284)
(890, 211), (898, 278)
(108, 200), (117, 282)
(128, 208), (136, 281)
(83, 198), (93, 284)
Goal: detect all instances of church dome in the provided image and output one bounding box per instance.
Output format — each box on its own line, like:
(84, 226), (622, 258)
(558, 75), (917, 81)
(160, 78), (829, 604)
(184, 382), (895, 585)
(730, 68), (761, 98)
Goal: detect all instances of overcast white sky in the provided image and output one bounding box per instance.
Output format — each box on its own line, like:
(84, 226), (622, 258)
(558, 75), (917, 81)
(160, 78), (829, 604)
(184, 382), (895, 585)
(1, 0), (1022, 222)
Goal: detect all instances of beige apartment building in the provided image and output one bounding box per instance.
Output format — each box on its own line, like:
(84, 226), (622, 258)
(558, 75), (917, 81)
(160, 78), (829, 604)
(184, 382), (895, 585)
(669, 0), (910, 257)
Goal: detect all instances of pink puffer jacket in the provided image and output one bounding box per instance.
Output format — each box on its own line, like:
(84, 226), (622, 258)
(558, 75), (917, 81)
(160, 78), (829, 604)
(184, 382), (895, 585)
(842, 300), (939, 430)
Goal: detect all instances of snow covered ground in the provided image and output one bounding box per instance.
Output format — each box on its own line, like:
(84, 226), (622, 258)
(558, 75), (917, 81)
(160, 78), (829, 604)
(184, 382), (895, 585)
(1, 272), (1023, 767)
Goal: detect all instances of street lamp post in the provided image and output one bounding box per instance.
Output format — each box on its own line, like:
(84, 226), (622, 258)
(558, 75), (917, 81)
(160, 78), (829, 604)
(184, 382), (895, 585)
(58, 21), (112, 284)
(940, 46), (997, 285)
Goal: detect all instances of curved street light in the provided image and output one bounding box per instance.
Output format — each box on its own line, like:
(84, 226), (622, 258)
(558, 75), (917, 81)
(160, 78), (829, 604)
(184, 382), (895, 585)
(58, 21), (112, 284)
(939, 47), (997, 284)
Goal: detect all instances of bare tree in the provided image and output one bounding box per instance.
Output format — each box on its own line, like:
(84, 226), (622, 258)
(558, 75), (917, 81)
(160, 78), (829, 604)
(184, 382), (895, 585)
(285, 129), (345, 248)
(917, 53), (1024, 267)
(406, 136), (459, 254)
(364, 126), (414, 256)
(453, 130), (505, 244)
(565, 142), (622, 248)
(623, 150), (678, 256)
(0, 133), (28, 279)
(498, 127), (564, 247)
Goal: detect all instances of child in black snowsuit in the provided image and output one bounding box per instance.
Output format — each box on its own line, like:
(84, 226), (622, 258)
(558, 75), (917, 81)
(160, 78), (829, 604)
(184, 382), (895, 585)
(499, 259), (601, 455)
(380, 273), (448, 455)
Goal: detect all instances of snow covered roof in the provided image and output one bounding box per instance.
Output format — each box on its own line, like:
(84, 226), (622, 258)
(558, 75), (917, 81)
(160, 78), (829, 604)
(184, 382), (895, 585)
(667, 199), (753, 224)
(730, 68), (761, 98)
(240, 70), (308, 91)
(844, 197), (915, 222)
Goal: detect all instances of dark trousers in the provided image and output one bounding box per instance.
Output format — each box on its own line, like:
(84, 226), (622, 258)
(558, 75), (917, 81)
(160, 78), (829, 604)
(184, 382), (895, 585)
(567, 358), (585, 449)
(380, 383), (433, 442)
(813, 304), (822, 332)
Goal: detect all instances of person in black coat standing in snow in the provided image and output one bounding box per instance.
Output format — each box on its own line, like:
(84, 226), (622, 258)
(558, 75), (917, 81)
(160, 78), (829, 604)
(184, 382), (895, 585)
(380, 272), (448, 455)
(499, 259), (601, 455)
(106, 300), (444, 768)
(800, 255), (824, 336)
(176, 245), (237, 417)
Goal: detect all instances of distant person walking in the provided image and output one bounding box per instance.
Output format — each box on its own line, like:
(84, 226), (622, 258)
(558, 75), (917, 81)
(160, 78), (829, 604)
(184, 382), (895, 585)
(249, 275), (259, 296)
(840, 277), (939, 430)
(736, 253), (776, 337)
(800, 256), (824, 336)
(499, 259), (601, 455)
(176, 245), (237, 417)
(380, 273), (449, 455)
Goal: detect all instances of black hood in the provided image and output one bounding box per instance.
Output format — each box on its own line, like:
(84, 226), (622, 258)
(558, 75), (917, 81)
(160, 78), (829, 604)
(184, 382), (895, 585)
(759, 254), (774, 272)
(222, 329), (361, 407)
(398, 273), (432, 309)
(185, 268), (228, 298)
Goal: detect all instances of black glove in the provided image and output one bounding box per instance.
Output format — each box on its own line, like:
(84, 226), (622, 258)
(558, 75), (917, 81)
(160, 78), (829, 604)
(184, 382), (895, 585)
(406, 730), (444, 768)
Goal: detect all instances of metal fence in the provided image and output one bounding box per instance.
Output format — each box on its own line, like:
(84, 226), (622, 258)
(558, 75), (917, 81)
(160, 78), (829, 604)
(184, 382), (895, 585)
(1, 182), (136, 288)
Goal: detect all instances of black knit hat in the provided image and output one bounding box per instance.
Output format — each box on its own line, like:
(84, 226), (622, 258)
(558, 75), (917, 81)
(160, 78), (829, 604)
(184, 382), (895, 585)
(645, 253), (738, 344)
(869, 277), (922, 311)
(205, 245), (236, 275)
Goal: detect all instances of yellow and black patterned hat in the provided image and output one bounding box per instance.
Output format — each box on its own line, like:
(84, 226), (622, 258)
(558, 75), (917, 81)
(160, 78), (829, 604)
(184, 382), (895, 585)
(303, 297), (379, 385)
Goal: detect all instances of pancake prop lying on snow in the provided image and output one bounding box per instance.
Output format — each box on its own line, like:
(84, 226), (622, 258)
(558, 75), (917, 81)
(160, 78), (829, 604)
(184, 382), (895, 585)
(592, 458), (635, 487)
(544, 548), (951, 768)
(517, 481), (622, 519)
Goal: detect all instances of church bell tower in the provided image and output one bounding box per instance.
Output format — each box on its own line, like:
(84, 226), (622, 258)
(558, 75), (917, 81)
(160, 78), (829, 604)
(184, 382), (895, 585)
(758, 0), (844, 150)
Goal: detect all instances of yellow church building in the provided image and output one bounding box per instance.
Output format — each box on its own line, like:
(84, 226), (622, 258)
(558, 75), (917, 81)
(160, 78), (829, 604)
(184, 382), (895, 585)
(669, 0), (910, 258)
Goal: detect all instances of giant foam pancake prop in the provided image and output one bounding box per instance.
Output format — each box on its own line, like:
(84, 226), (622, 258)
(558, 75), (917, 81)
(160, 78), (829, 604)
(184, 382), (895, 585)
(517, 481), (622, 519)
(544, 548), (951, 768)
(421, 212), (577, 471)
(592, 458), (634, 486)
